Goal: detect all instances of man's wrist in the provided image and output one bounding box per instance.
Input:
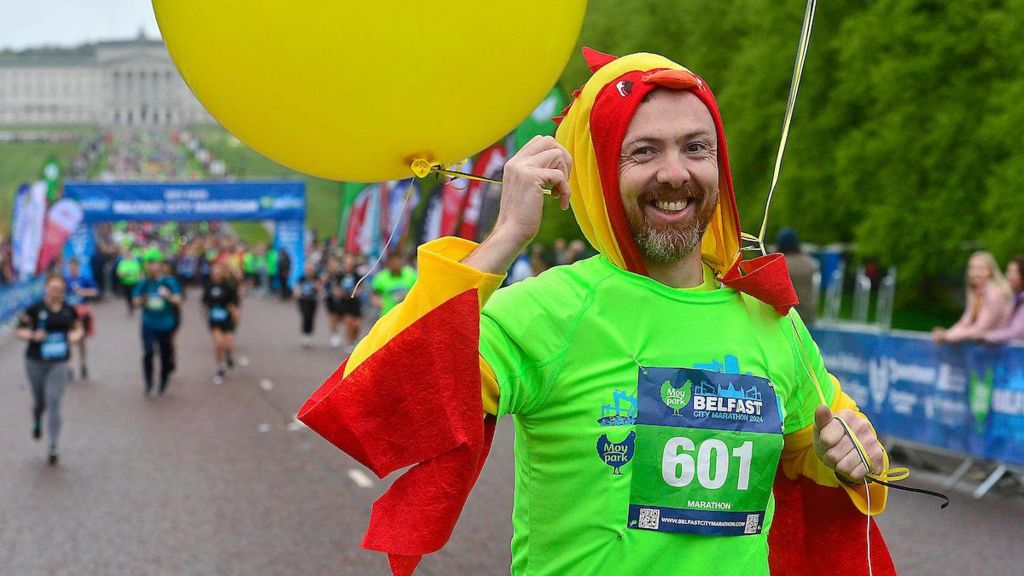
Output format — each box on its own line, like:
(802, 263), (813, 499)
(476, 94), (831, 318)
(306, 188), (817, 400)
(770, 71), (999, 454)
(464, 227), (532, 275)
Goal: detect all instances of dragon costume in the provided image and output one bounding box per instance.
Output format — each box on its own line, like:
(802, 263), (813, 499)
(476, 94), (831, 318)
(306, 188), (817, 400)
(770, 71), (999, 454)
(299, 49), (898, 576)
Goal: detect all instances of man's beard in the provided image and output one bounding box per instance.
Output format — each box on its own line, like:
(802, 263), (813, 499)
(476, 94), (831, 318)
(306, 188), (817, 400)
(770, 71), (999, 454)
(625, 191), (717, 264)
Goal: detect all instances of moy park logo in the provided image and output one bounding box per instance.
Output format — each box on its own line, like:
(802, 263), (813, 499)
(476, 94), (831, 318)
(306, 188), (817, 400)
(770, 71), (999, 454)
(660, 378), (693, 415)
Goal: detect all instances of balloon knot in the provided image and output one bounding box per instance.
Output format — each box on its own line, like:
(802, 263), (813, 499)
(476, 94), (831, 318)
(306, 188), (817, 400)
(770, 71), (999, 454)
(410, 158), (434, 179)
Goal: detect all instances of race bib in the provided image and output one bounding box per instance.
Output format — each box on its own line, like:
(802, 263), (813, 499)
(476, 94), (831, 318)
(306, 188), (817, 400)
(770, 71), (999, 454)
(41, 333), (69, 360)
(627, 367), (784, 537)
(145, 295), (166, 311)
(209, 307), (229, 322)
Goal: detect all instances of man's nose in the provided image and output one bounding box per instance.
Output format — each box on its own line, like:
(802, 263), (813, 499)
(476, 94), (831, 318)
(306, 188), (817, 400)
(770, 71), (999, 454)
(656, 153), (690, 189)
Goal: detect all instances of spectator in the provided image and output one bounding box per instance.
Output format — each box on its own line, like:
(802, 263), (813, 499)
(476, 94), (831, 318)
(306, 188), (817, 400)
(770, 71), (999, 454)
(984, 254), (1024, 344)
(776, 228), (820, 325)
(933, 250), (1013, 343)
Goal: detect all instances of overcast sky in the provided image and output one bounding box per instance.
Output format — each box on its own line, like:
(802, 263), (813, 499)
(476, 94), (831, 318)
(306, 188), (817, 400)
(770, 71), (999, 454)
(1, 0), (162, 50)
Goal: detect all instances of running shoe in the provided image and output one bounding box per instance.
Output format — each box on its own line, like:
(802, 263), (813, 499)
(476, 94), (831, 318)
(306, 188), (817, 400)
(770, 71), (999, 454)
(330, 334), (342, 348)
(47, 448), (59, 466)
(32, 419), (41, 441)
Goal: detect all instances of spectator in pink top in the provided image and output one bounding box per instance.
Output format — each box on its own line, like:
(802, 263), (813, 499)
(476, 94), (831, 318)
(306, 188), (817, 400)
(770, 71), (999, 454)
(983, 254), (1024, 344)
(933, 251), (1013, 343)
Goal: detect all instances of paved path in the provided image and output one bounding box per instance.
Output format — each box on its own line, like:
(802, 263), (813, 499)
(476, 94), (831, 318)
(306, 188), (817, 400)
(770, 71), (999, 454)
(0, 292), (1020, 575)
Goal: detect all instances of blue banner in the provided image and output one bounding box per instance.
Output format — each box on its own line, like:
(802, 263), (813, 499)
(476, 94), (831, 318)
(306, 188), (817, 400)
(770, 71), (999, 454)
(64, 181), (305, 223)
(0, 277), (45, 326)
(813, 325), (1024, 467)
(273, 220), (306, 288)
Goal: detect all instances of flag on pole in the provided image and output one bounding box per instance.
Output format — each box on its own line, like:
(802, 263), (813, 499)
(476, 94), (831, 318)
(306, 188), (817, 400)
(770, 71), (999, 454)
(11, 181), (48, 280)
(514, 86), (567, 150)
(458, 144), (507, 241)
(41, 157), (61, 202)
(37, 198), (84, 273)
(337, 181), (366, 247)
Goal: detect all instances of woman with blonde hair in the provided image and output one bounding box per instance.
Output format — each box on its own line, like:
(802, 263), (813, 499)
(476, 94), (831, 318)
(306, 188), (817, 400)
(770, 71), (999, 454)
(933, 251), (1013, 343)
(983, 254), (1024, 344)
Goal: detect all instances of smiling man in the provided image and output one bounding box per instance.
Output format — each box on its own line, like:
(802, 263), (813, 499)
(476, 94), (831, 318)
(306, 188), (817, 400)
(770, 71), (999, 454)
(301, 49), (896, 576)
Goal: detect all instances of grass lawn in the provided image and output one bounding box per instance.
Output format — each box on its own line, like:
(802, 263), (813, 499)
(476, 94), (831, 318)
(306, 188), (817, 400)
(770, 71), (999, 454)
(189, 125), (342, 241)
(0, 129), (96, 234)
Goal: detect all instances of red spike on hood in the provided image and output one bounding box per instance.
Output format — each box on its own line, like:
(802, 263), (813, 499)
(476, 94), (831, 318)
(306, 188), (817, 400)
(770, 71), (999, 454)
(582, 46), (617, 73)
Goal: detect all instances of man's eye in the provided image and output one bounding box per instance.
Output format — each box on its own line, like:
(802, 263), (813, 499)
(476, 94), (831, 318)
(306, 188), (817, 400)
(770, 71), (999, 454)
(632, 146), (656, 158)
(686, 142), (709, 154)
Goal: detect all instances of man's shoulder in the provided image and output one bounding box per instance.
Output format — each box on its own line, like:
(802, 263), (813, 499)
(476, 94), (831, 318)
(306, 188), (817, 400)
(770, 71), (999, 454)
(486, 256), (611, 316)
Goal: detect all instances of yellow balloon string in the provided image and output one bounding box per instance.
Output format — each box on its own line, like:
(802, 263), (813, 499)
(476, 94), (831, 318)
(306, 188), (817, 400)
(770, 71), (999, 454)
(409, 158), (554, 195)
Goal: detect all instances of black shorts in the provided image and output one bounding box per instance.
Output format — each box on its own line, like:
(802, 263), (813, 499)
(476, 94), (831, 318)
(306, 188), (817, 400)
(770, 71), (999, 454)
(209, 321), (236, 334)
(327, 297), (362, 317)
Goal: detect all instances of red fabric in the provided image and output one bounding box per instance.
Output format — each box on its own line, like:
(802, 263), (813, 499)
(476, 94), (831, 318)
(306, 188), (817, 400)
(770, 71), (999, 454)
(720, 253), (800, 316)
(769, 474), (898, 576)
(298, 290), (496, 575)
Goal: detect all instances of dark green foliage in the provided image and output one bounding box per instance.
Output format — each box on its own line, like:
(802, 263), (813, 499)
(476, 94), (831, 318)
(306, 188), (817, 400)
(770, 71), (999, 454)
(557, 0), (1023, 317)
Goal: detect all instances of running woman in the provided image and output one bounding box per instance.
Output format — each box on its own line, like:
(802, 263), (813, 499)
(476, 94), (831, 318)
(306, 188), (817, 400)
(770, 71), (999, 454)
(294, 261), (321, 347)
(201, 262), (240, 385)
(64, 257), (98, 380)
(330, 253), (364, 352)
(323, 256), (346, 348)
(17, 274), (83, 465)
(133, 251), (182, 396)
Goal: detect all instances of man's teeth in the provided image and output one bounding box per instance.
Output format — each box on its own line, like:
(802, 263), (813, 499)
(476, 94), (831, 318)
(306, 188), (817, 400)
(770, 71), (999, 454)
(655, 199), (689, 212)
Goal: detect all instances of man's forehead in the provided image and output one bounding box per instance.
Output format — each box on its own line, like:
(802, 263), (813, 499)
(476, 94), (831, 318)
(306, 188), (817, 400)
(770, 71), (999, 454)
(624, 90), (716, 142)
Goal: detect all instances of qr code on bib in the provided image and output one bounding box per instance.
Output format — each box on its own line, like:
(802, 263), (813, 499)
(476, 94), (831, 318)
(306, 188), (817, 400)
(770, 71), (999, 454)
(638, 508), (660, 529)
(744, 514), (760, 534)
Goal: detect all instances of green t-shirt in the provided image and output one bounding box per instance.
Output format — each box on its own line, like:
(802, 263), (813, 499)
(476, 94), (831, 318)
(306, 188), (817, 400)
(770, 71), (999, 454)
(372, 267), (417, 314)
(116, 258), (142, 285)
(479, 256), (833, 576)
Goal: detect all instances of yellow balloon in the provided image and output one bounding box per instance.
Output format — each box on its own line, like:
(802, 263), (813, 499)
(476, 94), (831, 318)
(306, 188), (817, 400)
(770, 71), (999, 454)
(153, 1), (587, 182)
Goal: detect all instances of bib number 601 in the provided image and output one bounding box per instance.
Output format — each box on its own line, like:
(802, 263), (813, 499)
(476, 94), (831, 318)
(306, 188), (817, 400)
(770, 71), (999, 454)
(662, 437), (753, 491)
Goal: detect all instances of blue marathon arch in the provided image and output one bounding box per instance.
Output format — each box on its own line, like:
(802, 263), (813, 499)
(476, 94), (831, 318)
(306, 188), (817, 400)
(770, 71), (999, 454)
(62, 181), (306, 287)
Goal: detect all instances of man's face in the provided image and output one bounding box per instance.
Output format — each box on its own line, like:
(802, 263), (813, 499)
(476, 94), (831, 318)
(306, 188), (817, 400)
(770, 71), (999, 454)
(387, 255), (403, 273)
(618, 90), (719, 264)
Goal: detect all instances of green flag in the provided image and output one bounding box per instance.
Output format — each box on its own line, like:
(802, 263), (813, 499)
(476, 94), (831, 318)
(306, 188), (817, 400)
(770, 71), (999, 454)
(41, 157), (61, 202)
(514, 86), (568, 150)
(338, 181), (367, 245)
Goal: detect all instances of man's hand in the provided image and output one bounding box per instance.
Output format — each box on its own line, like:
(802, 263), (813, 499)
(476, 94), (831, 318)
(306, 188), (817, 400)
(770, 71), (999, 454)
(32, 329), (48, 342)
(463, 136), (572, 275)
(813, 405), (884, 483)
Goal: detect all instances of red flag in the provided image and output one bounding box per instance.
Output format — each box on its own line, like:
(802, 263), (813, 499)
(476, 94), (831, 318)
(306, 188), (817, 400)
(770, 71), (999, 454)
(37, 198), (83, 273)
(457, 145), (507, 240)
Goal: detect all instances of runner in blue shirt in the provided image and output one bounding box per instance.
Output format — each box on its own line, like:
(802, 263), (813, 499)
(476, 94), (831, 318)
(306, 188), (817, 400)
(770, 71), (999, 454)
(132, 249), (182, 396)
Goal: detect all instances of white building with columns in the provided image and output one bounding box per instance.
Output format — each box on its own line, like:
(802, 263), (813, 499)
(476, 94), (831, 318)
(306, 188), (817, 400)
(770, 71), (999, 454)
(0, 34), (213, 127)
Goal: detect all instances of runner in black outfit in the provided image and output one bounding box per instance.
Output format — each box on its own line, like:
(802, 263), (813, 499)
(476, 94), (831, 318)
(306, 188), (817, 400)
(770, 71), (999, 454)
(16, 274), (83, 465)
(201, 262), (240, 385)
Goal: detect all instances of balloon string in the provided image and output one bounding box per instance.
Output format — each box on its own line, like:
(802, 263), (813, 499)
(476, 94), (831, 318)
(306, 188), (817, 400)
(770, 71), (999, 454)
(752, 0), (818, 252)
(352, 183), (416, 297)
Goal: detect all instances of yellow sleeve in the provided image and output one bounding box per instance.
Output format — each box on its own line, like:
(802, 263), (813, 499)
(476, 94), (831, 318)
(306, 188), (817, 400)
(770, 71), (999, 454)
(779, 374), (889, 516)
(344, 237), (506, 415)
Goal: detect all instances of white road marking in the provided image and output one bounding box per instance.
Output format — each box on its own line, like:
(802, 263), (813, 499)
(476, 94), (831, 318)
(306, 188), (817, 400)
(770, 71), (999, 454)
(238, 356), (251, 367)
(259, 378), (273, 391)
(258, 423), (272, 433)
(348, 468), (374, 488)
(286, 417), (307, 431)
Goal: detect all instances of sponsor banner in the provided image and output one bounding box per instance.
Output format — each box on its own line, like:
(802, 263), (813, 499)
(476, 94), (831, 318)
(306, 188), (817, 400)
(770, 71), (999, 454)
(0, 277), (45, 325)
(64, 181), (306, 223)
(11, 181), (48, 281)
(273, 220), (306, 288)
(37, 198), (84, 272)
(814, 325), (1024, 466)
